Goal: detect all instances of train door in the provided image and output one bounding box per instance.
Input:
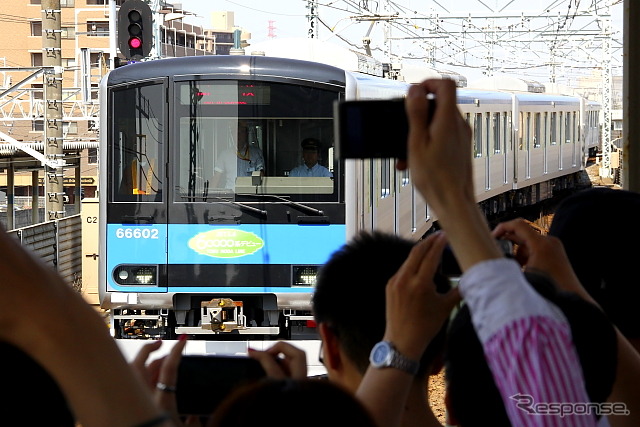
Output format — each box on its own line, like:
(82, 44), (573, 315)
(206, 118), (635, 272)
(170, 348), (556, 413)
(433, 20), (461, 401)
(106, 80), (168, 294)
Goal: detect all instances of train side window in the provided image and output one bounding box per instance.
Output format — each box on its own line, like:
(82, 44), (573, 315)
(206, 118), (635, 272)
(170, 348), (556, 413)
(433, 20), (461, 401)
(400, 169), (409, 187)
(474, 113), (483, 157)
(504, 112), (510, 152)
(381, 158), (391, 198)
(525, 112), (532, 151)
(565, 111), (571, 143)
(493, 112), (501, 153)
(543, 112), (549, 147)
(518, 112), (524, 150)
(534, 113), (541, 148)
(550, 112), (557, 145)
(485, 113), (490, 157)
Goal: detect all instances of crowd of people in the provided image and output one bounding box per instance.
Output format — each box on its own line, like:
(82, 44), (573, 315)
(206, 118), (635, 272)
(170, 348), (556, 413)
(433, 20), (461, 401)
(2, 78), (639, 427)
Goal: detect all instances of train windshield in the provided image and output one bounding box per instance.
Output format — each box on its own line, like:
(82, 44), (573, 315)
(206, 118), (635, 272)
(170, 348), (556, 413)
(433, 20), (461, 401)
(173, 80), (339, 202)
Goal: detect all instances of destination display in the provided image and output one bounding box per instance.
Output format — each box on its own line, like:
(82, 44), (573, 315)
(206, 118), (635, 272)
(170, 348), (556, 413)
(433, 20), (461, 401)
(181, 82), (271, 105)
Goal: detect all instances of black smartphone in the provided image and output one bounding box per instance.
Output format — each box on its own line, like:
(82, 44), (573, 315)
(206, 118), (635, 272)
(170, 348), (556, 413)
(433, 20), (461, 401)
(175, 355), (266, 416)
(334, 98), (408, 159)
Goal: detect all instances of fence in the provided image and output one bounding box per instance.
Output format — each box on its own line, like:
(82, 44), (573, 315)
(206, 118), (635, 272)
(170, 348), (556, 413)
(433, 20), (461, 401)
(6, 214), (82, 290)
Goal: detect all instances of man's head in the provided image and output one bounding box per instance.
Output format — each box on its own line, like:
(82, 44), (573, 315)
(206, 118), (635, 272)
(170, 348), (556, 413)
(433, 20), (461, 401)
(312, 231), (451, 391)
(301, 138), (321, 168)
(549, 187), (640, 342)
(236, 121), (249, 149)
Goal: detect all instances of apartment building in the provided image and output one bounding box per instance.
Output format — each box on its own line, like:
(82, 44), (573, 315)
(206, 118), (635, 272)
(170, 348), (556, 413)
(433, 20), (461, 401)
(0, 1), (249, 212)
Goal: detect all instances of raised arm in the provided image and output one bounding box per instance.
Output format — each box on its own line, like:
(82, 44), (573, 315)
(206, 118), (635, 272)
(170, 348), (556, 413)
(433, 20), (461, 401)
(494, 217), (640, 427)
(401, 80), (596, 427)
(355, 232), (460, 427)
(0, 227), (173, 427)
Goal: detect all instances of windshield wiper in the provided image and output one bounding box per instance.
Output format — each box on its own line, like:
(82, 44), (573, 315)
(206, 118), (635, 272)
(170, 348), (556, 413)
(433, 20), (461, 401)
(240, 194), (324, 216)
(177, 191), (267, 218)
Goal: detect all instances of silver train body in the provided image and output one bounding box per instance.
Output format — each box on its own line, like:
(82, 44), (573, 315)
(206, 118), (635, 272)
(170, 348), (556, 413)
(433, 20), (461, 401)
(98, 48), (599, 339)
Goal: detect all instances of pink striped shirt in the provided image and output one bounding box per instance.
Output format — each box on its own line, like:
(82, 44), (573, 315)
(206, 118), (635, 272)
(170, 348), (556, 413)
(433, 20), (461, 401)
(458, 258), (599, 427)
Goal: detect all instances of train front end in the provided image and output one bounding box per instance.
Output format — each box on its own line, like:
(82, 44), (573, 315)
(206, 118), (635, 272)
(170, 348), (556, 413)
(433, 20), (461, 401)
(99, 56), (347, 339)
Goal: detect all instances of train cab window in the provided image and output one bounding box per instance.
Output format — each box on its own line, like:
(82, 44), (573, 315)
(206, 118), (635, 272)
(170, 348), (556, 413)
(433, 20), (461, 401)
(111, 83), (164, 202)
(172, 80), (338, 203)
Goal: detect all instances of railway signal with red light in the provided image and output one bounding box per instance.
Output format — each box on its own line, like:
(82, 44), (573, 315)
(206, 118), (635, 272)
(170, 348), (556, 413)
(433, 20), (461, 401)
(118, 0), (153, 60)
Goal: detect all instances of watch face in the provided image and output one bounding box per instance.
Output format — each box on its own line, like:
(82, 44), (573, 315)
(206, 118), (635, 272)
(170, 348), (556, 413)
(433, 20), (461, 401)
(371, 341), (390, 365)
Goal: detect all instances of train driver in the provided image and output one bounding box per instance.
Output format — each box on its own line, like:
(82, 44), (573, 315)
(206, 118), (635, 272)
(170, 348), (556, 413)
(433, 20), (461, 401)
(289, 138), (333, 178)
(211, 121), (265, 189)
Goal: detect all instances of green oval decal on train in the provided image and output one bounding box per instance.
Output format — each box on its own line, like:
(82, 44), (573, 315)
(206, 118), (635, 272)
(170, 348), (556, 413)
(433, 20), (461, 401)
(188, 229), (264, 258)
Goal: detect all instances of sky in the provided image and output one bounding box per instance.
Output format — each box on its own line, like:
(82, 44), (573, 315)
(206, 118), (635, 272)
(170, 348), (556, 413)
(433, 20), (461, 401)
(176, 0), (624, 85)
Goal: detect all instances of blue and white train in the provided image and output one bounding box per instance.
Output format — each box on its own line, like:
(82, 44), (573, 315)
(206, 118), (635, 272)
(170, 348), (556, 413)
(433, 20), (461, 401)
(98, 40), (599, 339)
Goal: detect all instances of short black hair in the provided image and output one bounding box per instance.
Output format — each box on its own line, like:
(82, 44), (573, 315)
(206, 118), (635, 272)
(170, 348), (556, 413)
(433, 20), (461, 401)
(445, 272), (617, 427)
(312, 230), (451, 378)
(2, 343), (75, 426)
(207, 378), (377, 427)
(549, 187), (640, 338)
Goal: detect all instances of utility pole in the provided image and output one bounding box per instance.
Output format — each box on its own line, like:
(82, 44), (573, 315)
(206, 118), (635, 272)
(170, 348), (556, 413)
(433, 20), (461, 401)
(306, 0), (318, 38)
(42, 0), (65, 221)
(599, 6), (613, 179)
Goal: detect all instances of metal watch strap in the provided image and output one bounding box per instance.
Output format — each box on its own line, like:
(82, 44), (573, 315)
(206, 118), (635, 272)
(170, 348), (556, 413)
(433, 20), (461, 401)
(390, 344), (419, 375)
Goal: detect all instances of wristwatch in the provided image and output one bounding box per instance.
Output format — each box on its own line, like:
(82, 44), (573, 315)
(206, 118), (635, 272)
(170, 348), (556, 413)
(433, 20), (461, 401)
(369, 341), (419, 375)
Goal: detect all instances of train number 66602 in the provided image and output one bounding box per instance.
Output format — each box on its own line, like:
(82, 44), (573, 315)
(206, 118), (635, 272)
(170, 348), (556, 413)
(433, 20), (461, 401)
(115, 228), (159, 239)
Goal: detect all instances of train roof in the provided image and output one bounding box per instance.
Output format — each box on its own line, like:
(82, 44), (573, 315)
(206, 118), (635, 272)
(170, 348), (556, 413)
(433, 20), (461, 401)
(106, 55), (347, 87)
(247, 37), (384, 76)
(457, 88), (513, 105)
(470, 75), (546, 93)
(456, 87), (582, 107)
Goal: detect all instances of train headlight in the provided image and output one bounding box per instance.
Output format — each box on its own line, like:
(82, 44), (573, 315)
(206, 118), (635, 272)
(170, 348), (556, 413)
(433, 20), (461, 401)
(293, 266), (319, 286)
(113, 265), (158, 286)
(134, 267), (155, 284)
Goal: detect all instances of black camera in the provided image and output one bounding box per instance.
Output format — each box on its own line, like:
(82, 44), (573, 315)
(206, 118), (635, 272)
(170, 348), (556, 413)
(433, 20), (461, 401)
(175, 355), (266, 416)
(334, 98), (408, 159)
(334, 97), (435, 160)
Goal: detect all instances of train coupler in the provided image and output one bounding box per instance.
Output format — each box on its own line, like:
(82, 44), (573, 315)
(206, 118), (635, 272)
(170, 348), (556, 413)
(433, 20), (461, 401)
(200, 298), (246, 333)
